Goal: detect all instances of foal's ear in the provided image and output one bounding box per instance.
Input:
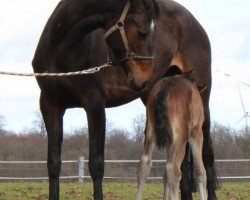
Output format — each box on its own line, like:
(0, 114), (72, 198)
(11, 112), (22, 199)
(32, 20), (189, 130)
(165, 65), (183, 76)
(183, 68), (194, 76)
(197, 85), (207, 94)
(182, 68), (194, 81)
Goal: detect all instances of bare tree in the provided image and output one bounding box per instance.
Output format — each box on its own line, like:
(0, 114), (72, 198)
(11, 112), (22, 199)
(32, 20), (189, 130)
(210, 122), (245, 159)
(32, 111), (46, 137)
(0, 115), (7, 135)
(131, 114), (146, 143)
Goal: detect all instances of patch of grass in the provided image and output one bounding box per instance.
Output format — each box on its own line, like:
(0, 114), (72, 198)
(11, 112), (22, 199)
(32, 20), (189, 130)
(0, 182), (48, 200)
(216, 182), (250, 200)
(0, 182), (249, 199)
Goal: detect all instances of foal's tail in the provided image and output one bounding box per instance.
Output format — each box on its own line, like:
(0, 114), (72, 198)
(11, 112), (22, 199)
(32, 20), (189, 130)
(154, 87), (172, 149)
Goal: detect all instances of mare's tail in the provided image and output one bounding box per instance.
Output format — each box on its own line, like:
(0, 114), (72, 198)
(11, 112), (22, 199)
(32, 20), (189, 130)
(153, 87), (172, 149)
(180, 143), (194, 199)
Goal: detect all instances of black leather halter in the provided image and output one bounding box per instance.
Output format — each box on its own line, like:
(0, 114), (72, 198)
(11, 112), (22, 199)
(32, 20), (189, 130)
(104, 0), (154, 63)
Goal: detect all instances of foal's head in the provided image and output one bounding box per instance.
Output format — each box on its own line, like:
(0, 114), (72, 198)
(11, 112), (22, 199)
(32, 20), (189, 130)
(105, 0), (158, 90)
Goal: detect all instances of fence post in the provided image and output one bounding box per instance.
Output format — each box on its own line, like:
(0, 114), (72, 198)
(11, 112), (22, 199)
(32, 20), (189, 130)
(79, 156), (84, 183)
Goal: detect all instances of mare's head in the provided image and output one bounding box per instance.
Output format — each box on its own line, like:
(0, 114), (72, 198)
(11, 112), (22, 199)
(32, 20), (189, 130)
(105, 0), (159, 90)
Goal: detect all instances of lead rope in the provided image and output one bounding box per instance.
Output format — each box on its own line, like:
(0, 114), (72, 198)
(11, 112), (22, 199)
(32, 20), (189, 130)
(0, 62), (112, 77)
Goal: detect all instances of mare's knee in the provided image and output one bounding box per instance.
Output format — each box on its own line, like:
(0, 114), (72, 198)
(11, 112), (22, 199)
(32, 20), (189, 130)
(47, 157), (61, 177)
(89, 156), (104, 179)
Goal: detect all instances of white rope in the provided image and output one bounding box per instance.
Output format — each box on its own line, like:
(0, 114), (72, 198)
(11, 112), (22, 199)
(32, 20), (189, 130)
(214, 68), (250, 87)
(0, 62), (111, 77)
(1, 65), (249, 87)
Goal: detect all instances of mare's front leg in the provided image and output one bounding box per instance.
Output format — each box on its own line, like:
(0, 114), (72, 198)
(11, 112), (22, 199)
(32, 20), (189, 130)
(85, 93), (106, 200)
(40, 92), (65, 200)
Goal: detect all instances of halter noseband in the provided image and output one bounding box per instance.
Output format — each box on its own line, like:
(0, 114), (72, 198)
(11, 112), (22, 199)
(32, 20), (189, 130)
(104, 0), (154, 63)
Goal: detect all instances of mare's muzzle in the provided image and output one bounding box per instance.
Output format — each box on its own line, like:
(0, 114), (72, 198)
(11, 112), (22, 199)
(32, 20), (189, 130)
(129, 76), (150, 91)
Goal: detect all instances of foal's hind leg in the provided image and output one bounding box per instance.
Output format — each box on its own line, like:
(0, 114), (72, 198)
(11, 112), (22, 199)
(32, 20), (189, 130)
(136, 123), (155, 200)
(189, 127), (207, 200)
(163, 138), (186, 200)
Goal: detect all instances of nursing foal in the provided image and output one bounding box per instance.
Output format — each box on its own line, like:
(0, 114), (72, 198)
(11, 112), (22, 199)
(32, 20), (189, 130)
(136, 73), (207, 200)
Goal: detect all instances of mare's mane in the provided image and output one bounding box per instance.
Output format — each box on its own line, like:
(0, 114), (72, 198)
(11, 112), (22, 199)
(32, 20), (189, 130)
(131, 0), (159, 21)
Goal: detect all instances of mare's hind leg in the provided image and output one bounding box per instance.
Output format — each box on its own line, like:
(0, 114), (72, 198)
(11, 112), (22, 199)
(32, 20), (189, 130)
(136, 121), (155, 200)
(40, 92), (65, 200)
(202, 106), (218, 200)
(180, 143), (193, 200)
(84, 92), (106, 200)
(189, 127), (207, 200)
(163, 137), (186, 200)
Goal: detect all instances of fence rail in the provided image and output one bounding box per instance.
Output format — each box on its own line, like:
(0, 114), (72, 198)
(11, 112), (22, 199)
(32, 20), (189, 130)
(0, 158), (250, 182)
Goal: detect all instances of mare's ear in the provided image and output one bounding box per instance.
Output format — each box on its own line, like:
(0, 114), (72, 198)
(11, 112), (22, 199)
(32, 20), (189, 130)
(165, 65), (183, 76)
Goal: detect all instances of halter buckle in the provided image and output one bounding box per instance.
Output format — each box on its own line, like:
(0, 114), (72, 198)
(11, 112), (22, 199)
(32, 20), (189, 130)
(116, 21), (124, 29)
(126, 51), (135, 60)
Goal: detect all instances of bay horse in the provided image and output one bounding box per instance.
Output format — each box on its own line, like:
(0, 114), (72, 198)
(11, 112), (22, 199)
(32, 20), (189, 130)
(32, 0), (157, 199)
(32, 0), (218, 199)
(136, 71), (207, 200)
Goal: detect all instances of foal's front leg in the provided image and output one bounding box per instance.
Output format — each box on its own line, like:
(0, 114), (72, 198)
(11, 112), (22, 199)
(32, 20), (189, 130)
(136, 123), (155, 200)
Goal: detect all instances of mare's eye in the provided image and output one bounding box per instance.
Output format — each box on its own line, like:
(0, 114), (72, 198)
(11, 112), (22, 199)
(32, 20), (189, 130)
(137, 31), (149, 40)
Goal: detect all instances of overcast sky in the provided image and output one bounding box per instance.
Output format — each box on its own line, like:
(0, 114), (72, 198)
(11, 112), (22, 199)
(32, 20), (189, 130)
(0, 0), (249, 133)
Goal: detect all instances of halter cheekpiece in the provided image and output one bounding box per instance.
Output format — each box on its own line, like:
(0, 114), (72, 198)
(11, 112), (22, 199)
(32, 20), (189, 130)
(104, 0), (155, 63)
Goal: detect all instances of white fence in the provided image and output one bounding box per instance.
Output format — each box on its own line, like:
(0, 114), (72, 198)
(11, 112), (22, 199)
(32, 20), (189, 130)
(0, 158), (250, 182)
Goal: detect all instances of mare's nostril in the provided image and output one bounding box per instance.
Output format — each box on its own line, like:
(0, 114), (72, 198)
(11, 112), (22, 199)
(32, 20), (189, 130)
(130, 77), (135, 87)
(129, 77), (140, 91)
(129, 76), (134, 86)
